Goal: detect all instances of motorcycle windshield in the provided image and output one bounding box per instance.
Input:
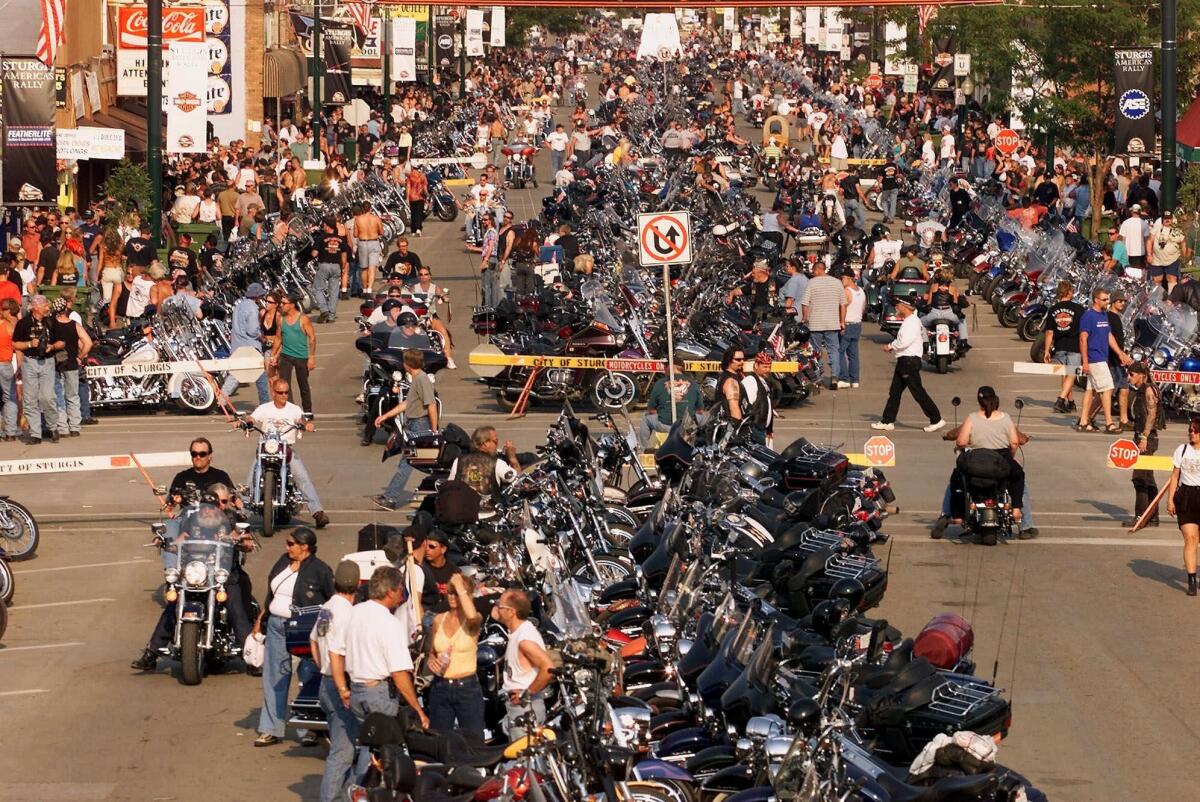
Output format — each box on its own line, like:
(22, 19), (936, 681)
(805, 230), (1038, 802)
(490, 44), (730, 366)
(176, 538), (234, 578)
(709, 592), (740, 643)
(745, 623), (777, 687)
(726, 605), (763, 666)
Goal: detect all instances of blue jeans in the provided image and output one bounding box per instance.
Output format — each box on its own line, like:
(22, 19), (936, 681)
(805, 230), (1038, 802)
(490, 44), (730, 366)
(258, 614), (318, 738)
(480, 266), (501, 308)
(843, 199), (867, 230)
(382, 417), (432, 503)
(427, 675), (485, 741)
(21, 356), (58, 436)
(879, 189), (898, 220)
(0, 362), (19, 436)
(809, 330), (841, 383)
(221, 367), (270, 405)
(941, 481), (1033, 528)
(249, 453), (324, 514)
(550, 149), (565, 175)
(319, 674), (360, 802)
(53, 369), (81, 434)
(312, 263), (342, 319)
(350, 681), (399, 778)
(920, 310), (969, 342)
(839, 322), (862, 383)
(55, 372), (91, 420)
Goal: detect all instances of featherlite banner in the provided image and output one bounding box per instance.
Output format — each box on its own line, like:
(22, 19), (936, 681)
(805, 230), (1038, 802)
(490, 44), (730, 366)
(2, 57), (57, 207)
(1114, 48), (1154, 156)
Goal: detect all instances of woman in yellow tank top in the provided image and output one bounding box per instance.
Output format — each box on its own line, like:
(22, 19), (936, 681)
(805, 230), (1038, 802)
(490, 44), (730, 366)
(426, 573), (484, 738)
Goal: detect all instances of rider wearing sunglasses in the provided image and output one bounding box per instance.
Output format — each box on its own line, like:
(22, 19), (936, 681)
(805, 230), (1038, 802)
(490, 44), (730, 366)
(167, 436), (238, 512)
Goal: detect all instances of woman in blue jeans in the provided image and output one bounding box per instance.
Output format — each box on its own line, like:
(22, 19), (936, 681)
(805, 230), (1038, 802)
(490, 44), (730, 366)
(839, 270), (866, 386)
(426, 573), (485, 739)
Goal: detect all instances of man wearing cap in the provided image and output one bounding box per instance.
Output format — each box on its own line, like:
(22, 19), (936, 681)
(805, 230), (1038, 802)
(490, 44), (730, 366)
(221, 283), (270, 405)
(1150, 210), (1190, 293)
(311, 218), (350, 324)
(742, 353), (776, 446)
(13, 295), (62, 443)
(872, 295), (945, 433)
(372, 348), (439, 511)
(313, 560), (361, 802)
(1118, 203), (1152, 272)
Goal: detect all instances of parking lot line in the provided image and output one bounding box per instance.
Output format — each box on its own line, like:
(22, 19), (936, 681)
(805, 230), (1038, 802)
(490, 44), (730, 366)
(11, 598), (114, 610)
(0, 689), (49, 697)
(0, 642), (84, 654)
(13, 559), (150, 575)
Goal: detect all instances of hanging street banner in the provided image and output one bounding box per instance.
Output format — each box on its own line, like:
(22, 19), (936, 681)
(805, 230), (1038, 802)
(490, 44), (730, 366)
(324, 24), (355, 104)
(391, 16), (418, 83)
(1114, 48), (1154, 156)
(490, 6), (506, 48)
(2, 57), (57, 207)
(115, 5), (204, 97)
(166, 41), (208, 153)
(56, 127), (126, 161)
(434, 12), (456, 68)
(465, 9), (485, 57)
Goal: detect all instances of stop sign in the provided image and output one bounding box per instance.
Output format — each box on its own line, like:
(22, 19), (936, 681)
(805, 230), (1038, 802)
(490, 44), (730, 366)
(994, 128), (1020, 156)
(863, 436), (896, 467)
(1108, 439), (1141, 470)
(865, 73), (882, 90)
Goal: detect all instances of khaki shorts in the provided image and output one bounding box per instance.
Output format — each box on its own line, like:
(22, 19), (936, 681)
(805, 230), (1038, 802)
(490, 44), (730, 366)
(1087, 361), (1114, 393)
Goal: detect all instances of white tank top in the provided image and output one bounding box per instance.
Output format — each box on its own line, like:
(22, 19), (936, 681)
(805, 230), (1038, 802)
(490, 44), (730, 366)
(845, 286), (866, 324)
(502, 619), (545, 692)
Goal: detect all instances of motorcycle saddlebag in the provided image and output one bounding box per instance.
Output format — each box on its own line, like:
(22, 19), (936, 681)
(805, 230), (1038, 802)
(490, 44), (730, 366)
(777, 451), (849, 491)
(435, 480), (482, 525)
(955, 449), (1010, 482)
(285, 605), (323, 657)
(913, 613), (974, 671)
(407, 422), (470, 473)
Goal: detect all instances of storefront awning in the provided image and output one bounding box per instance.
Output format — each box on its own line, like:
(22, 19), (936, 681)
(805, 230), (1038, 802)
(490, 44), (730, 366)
(1178, 97), (1200, 163)
(264, 47), (306, 98)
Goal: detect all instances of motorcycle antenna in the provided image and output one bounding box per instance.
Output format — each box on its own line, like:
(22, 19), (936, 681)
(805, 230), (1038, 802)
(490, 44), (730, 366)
(991, 545), (1023, 687)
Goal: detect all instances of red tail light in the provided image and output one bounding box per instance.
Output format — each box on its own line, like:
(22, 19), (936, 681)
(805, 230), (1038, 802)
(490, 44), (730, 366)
(984, 498), (995, 507)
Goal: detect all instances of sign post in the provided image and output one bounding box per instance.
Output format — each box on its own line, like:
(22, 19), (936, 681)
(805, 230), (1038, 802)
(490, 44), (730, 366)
(638, 211), (693, 423)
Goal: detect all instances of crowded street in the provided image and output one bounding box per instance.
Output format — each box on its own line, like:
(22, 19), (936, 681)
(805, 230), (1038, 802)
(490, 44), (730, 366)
(1, 4), (1199, 802)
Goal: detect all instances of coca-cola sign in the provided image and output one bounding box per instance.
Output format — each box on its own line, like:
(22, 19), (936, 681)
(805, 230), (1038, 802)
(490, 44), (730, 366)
(118, 6), (206, 49)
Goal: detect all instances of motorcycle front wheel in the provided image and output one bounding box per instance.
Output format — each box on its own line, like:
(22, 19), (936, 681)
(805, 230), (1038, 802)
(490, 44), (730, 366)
(573, 552), (634, 589)
(435, 199), (459, 222)
(0, 594), (7, 641)
(175, 374), (217, 415)
(1018, 315), (1044, 343)
(936, 355), (950, 374)
(179, 620), (205, 686)
(261, 470), (278, 537)
(0, 558), (13, 605)
(591, 372), (639, 411)
(0, 499), (39, 561)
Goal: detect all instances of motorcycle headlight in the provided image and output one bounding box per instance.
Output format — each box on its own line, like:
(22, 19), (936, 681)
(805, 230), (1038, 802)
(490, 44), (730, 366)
(1130, 346), (1146, 362)
(215, 569), (230, 585)
(392, 371), (404, 382)
(164, 568), (180, 584)
(1153, 348), (1171, 368)
(184, 560), (208, 587)
(264, 440), (280, 455)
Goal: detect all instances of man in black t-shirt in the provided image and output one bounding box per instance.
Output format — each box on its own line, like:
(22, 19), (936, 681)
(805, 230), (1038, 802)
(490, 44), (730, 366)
(51, 299), (91, 437)
(35, 235), (59, 287)
(878, 157), (900, 222)
(310, 219), (351, 323)
(419, 530), (460, 616)
(839, 168), (867, 230)
(383, 236), (423, 285)
(1042, 280), (1085, 413)
(122, 226), (156, 269)
(198, 234), (223, 278)
(166, 233), (199, 281)
(356, 125), (380, 161)
(168, 437), (236, 505)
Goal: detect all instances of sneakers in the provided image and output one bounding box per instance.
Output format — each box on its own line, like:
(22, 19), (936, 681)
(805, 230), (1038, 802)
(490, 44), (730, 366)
(372, 495), (399, 511)
(299, 732), (322, 748)
(851, 382), (860, 388)
(870, 421), (895, 430)
(1018, 527), (1039, 540)
(836, 381), (851, 389)
(447, 359), (457, 370)
(1189, 574), (1198, 597)
(313, 510), (330, 529)
(254, 734), (280, 747)
(130, 649), (158, 671)
(1052, 397), (1069, 414)
(923, 420), (947, 433)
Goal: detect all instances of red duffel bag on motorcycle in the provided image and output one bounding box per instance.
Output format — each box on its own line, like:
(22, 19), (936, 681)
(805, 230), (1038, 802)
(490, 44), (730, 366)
(913, 613), (974, 670)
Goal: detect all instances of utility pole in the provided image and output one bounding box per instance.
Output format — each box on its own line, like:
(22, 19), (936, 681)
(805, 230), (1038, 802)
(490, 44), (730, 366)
(311, 2), (323, 161)
(1162, 0), (1178, 211)
(146, 0), (163, 248)
(382, 8), (391, 120)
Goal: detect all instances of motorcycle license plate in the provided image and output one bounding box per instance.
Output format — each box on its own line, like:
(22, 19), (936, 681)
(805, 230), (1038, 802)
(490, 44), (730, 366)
(973, 254), (989, 266)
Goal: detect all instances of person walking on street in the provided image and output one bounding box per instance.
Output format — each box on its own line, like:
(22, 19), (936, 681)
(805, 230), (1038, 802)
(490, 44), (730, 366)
(493, 588), (555, 739)
(1075, 288), (1132, 433)
(221, 283), (271, 405)
(407, 167), (428, 237)
(313, 561), (361, 802)
(253, 527), (334, 747)
(800, 261), (847, 389)
(838, 267), (865, 387)
(1043, 281), (1084, 414)
(872, 296), (945, 432)
(12, 295), (61, 443)
(426, 573), (484, 739)
(1165, 419), (1200, 596)
(330, 565), (428, 778)
(271, 291), (317, 417)
(312, 218), (350, 324)
(51, 298), (90, 438)
(372, 349), (439, 510)
(1124, 363), (1162, 528)
(479, 215), (500, 308)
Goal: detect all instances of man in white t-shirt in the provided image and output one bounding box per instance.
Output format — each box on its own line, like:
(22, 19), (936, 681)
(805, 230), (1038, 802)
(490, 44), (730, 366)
(244, 385), (329, 528)
(277, 118), (298, 146)
(544, 123), (570, 175)
(1119, 204), (1151, 269)
(939, 127), (956, 168)
(313, 561), (361, 802)
(330, 565), (428, 777)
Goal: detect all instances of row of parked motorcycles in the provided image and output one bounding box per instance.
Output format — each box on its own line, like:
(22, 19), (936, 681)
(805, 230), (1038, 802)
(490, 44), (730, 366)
(272, 405), (1043, 801)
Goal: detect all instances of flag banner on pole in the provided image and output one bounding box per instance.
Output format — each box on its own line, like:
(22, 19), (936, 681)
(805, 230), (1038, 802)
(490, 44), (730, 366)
(465, 9), (485, 57)
(324, 23), (354, 104)
(391, 16), (417, 82)
(165, 41), (207, 153)
(1114, 48), (1155, 156)
(2, 57), (57, 206)
(490, 6), (505, 47)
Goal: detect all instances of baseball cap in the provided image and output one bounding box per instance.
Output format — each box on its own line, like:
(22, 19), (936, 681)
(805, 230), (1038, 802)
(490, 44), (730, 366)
(1130, 203), (1142, 213)
(891, 294), (915, 308)
(382, 298), (403, 313)
(246, 282), (267, 298)
(1163, 209), (1175, 218)
(334, 560), (361, 588)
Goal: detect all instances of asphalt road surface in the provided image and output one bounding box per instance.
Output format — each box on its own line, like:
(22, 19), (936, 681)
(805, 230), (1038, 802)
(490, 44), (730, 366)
(2, 125), (1197, 802)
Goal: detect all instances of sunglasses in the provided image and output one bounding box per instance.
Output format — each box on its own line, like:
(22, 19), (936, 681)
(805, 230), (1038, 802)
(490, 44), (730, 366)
(731, 357), (745, 362)
(190, 450), (210, 457)
(285, 539), (297, 547)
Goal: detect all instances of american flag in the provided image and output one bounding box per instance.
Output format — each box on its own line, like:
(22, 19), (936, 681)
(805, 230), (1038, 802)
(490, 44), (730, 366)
(36, 0), (65, 67)
(342, 1), (374, 36)
(917, 4), (939, 36)
(767, 322), (787, 359)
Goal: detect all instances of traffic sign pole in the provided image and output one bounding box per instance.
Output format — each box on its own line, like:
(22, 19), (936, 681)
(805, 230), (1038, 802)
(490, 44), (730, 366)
(663, 263), (677, 423)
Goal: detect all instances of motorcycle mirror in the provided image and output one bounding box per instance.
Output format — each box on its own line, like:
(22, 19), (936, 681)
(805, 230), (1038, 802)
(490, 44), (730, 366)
(235, 522), (251, 532)
(1014, 398), (1025, 410)
(951, 396), (962, 407)
(153, 485), (168, 496)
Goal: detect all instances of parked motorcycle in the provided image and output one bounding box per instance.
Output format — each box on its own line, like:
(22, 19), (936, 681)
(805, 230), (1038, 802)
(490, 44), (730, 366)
(0, 496), (38, 561)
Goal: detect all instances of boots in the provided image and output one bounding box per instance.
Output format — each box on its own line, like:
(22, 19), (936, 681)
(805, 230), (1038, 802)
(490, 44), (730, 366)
(1188, 574), (1197, 597)
(130, 648), (158, 671)
(1122, 490), (1148, 528)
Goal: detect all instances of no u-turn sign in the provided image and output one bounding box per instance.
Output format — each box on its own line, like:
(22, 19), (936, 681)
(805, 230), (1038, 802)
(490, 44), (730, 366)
(638, 211), (693, 267)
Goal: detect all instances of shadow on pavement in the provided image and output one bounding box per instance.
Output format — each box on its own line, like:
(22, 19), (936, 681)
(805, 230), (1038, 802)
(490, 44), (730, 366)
(1079, 498), (1127, 519)
(1128, 558), (1187, 593)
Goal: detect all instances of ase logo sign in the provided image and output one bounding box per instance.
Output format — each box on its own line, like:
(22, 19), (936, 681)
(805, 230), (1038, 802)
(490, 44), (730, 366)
(1119, 89), (1150, 120)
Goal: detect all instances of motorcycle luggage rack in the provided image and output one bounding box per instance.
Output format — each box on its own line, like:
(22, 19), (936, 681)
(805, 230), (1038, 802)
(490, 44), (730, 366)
(927, 677), (1000, 718)
(823, 553), (879, 580)
(791, 528), (847, 556)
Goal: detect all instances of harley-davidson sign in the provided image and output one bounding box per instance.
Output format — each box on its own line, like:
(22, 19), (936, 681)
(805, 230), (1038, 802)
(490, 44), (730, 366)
(117, 6), (205, 49)
(173, 90), (201, 113)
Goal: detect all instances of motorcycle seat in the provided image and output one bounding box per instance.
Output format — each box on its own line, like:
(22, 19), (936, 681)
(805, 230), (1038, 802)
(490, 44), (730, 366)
(405, 729), (507, 768)
(874, 771), (999, 802)
(526, 339), (561, 356)
(746, 502), (793, 534)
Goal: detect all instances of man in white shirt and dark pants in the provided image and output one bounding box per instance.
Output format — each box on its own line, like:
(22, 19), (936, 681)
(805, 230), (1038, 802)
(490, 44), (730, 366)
(331, 565), (428, 780)
(313, 561), (361, 802)
(872, 296), (945, 432)
(493, 588), (554, 739)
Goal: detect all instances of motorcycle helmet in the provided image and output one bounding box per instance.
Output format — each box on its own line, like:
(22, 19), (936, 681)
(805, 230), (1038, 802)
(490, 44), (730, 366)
(397, 312), (419, 328)
(828, 578), (866, 611)
(871, 223), (889, 239)
(787, 698), (822, 737)
(810, 599), (851, 641)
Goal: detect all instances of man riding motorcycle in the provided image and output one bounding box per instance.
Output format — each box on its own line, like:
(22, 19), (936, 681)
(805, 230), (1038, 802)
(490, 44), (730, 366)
(920, 268), (971, 352)
(162, 437), (238, 543)
(244, 381), (330, 529)
(131, 486), (257, 672)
